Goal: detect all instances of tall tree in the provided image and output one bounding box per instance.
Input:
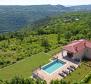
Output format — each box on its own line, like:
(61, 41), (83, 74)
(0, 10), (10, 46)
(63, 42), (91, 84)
(57, 33), (61, 44)
(41, 37), (50, 53)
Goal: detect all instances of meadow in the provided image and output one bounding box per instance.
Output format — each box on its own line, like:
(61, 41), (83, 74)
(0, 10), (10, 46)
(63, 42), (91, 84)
(64, 62), (91, 83)
(0, 47), (61, 80)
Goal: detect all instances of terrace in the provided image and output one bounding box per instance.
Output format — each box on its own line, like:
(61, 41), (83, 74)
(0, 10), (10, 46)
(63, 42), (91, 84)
(32, 52), (78, 83)
(32, 39), (91, 83)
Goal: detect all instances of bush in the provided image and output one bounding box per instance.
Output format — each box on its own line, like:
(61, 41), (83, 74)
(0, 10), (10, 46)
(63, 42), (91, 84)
(50, 80), (67, 84)
(2, 76), (47, 84)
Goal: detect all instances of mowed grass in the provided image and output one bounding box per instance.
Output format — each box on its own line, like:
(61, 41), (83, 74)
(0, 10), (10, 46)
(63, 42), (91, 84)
(88, 79), (91, 84)
(0, 47), (61, 80)
(64, 62), (91, 83)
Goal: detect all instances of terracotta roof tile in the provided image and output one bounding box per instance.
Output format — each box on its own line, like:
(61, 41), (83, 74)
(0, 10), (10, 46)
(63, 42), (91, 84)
(63, 39), (91, 53)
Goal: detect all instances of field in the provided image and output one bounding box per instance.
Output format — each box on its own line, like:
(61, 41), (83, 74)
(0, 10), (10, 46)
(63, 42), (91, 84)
(88, 79), (91, 84)
(64, 61), (91, 83)
(0, 47), (61, 80)
(0, 46), (91, 83)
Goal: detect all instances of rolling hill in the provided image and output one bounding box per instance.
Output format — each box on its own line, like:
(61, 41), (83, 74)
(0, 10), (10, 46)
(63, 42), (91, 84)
(0, 5), (91, 33)
(0, 5), (69, 33)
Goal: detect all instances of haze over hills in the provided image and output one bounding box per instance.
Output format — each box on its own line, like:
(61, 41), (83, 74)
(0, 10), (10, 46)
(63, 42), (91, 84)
(0, 4), (91, 33)
(71, 5), (91, 11)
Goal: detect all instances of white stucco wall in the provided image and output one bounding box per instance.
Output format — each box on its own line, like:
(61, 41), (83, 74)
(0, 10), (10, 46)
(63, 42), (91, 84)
(62, 50), (67, 57)
(63, 47), (91, 60)
(72, 47), (91, 60)
(85, 47), (91, 59)
(72, 50), (85, 60)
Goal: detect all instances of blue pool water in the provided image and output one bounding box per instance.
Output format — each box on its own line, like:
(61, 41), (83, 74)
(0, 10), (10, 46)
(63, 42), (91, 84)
(42, 60), (65, 74)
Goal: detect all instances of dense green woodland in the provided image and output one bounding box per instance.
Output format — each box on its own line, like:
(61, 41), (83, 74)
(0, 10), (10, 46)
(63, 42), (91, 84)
(0, 5), (67, 33)
(0, 12), (91, 83)
(0, 12), (91, 68)
(0, 5), (91, 33)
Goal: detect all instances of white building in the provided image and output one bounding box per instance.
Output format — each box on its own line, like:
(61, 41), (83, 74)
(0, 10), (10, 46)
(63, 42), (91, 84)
(62, 39), (91, 62)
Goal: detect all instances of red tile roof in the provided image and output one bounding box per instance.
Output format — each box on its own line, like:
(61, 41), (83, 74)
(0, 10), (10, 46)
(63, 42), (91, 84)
(63, 39), (91, 53)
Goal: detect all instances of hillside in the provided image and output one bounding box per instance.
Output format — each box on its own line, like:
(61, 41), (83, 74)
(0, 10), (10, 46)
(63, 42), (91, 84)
(71, 5), (91, 11)
(0, 5), (69, 33)
(0, 5), (91, 33)
(0, 11), (91, 83)
(0, 11), (91, 68)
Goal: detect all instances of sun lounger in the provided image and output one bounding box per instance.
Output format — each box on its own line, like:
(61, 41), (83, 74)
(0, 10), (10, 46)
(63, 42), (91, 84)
(59, 73), (66, 77)
(67, 67), (74, 72)
(62, 70), (69, 75)
(70, 65), (76, 70)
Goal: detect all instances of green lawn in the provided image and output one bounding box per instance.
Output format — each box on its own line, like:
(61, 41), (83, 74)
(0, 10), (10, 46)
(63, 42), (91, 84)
(0, 47), (61, 80)
(88, 79), (91, 84)
(64, 62), (91, 83)
(1, 46), (91, 84)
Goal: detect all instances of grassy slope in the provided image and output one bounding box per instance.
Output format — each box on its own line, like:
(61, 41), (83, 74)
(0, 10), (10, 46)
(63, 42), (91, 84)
(0, 47), (61, 80)
(88, 79), (91, 84)
(64, 62), (91, 83)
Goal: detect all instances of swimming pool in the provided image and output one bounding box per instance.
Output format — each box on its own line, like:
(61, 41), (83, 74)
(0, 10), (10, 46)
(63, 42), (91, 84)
(42, 59), (65, 74)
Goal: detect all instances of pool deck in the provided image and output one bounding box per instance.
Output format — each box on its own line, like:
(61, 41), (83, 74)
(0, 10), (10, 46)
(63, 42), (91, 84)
(33, 52), (78, 84)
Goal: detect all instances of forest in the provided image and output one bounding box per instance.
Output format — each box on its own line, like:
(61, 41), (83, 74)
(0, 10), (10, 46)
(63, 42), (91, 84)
(0, 5), (91, 33)
(0, 11), (91, 68)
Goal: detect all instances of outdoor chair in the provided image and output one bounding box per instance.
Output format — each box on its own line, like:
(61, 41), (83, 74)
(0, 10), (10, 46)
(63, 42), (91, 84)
(59, 73), (66, 77)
